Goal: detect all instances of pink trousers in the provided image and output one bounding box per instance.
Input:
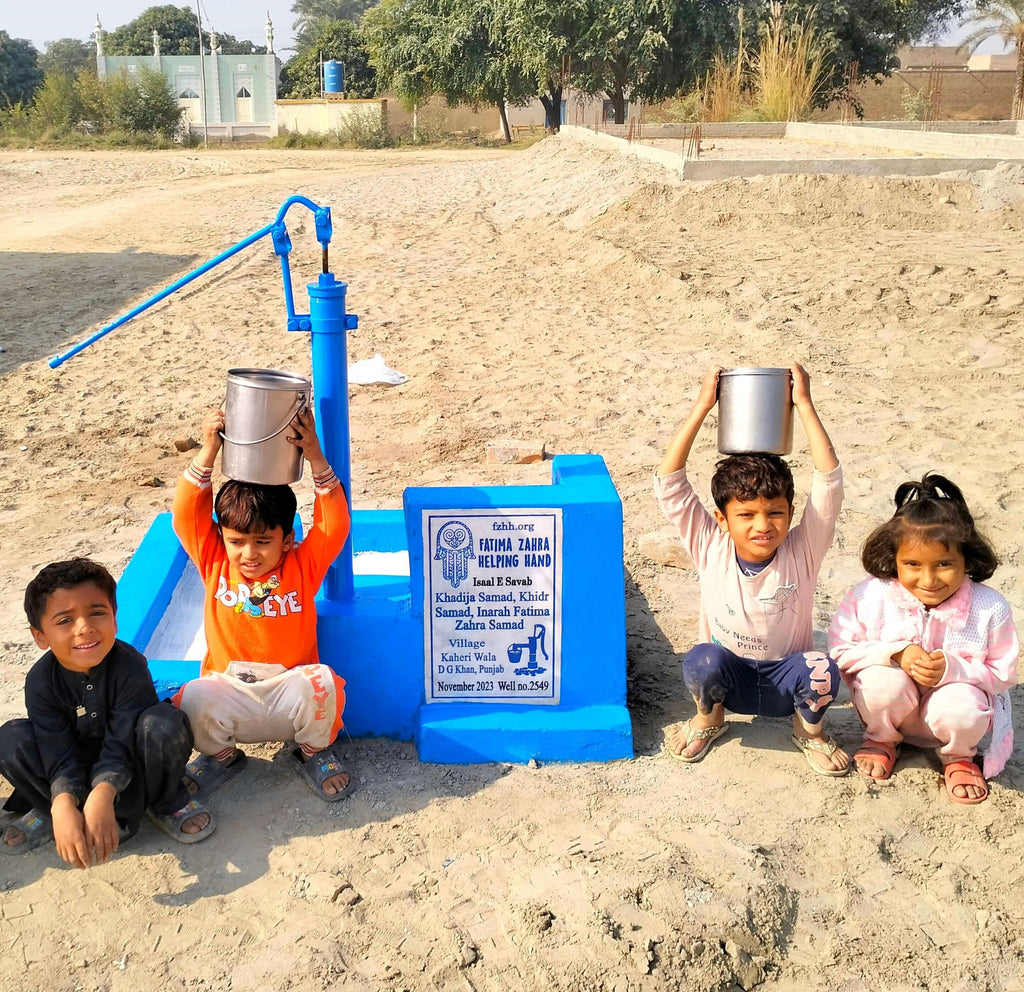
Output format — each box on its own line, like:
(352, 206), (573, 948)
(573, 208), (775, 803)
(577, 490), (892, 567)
(846, 665), (992, 759)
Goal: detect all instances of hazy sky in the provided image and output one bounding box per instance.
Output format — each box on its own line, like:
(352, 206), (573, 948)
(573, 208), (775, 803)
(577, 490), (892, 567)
(4, 2), (298, 54)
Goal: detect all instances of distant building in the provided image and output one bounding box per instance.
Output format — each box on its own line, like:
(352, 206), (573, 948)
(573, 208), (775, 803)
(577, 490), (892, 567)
(895, 46), (968, 70)
(93, 14), (280, 139)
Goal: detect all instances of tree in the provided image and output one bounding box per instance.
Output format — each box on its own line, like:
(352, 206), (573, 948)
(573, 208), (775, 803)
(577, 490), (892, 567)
(0, 32), (44, 107)
(362, 0), (435, 104)
(571, 0), (736, 124)
(40, 38), (94, 78)
(103, 65), (183, 136)
(364, 0), (534, 141)
(105, 5), (202, 55)
(959, 0), (1024, 119)
(501, 0), (593, 129)
(279, 19), (377, 97)
(293, 0), (377, 51)
(104, 5), (268, 56)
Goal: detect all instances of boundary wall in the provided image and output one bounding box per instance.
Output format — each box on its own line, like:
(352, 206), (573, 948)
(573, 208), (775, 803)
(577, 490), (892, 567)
(785, 122), (1024, 158)
(274, 98), (387, 138)
(557, 123), (1023, 181)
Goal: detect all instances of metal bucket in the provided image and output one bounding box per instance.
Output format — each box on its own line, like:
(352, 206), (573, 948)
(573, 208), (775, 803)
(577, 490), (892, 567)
(221, 368), (311, 485)
(717, 367), (793, 455)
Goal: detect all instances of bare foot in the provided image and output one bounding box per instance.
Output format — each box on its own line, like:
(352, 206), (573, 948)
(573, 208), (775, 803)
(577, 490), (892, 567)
(180, 810), (211, 834)
(3, 826), (26, 847)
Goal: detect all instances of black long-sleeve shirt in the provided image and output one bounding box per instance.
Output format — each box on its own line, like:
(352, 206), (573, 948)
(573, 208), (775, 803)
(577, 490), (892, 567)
(24, 639), (158, 804)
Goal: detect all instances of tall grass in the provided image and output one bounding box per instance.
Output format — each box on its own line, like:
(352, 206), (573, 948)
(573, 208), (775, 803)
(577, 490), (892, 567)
(666, 4), (832, 124)
(750, 2), (830, 121)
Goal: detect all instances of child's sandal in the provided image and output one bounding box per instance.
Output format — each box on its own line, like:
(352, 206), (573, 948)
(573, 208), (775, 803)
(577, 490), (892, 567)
(791, 733), (849, 777)
(291, 743), (354, 803)
(183, 750), (247, 798)
(853, 741), (900, 781)
(0, 812), (53, 855)
(943, 760), (988, 805)
(147, 797), (216, 844)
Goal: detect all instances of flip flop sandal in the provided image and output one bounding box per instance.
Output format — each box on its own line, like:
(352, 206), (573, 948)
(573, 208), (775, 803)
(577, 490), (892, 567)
(0, 812), (53, 855)
(943, 759), (988, 805)
(291, 744), (354, 803)
(184, 750), (248, 798)
(853, 741), (900, 781)
(665, 721), (729, 763)
(147, 797), (217, 844)
(791, 733), (849, 777)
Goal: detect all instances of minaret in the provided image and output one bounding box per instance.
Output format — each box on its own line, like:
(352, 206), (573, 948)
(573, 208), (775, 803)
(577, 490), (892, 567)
(265, 12), (275, 55)
(94, 15), (106, 79)
(152, 29), (160, 56)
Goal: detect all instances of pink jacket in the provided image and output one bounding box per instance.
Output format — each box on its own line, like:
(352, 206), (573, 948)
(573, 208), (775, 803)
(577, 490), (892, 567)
(829, 576), (1018, 775)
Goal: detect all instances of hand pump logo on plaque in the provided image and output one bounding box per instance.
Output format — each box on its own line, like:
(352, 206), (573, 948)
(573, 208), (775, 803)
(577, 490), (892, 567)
(424, 509), (562, 704)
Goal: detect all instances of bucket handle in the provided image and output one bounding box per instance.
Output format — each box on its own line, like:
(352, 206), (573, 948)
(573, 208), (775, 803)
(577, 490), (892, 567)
(219, 393), (308, 447)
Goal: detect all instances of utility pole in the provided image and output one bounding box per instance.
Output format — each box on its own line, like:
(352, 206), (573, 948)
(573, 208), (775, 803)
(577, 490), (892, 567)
(195, 1), (209, 147)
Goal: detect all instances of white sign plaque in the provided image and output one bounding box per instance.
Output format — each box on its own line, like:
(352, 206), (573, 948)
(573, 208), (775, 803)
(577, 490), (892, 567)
(423, 508), (562, 704)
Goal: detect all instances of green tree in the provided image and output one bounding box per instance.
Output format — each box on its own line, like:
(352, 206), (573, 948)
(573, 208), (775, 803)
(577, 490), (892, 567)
(104, 5), (267, 56)
(571, 0), (733, 124)
(362, 0), (434, 103)
(501, 0), (593, 129)
(0, 32), (44, 106)
(959, 0), (1024, 119)
(364, 0), (534, 141)
(103, 66), (184, 136)
(293, 0), (377, 51)
(30, 70), (80, 132)
(40, 38), (94, 78)
(105, 5), (202, 55)
(279, 20), (377, 97)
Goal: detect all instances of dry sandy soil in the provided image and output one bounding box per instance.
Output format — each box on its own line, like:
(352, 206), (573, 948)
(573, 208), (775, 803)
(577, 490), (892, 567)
(1, 137), (1024, 992)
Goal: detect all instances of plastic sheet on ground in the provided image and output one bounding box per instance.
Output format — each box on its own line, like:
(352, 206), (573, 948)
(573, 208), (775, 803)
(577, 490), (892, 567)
(348, 353), (409, 385)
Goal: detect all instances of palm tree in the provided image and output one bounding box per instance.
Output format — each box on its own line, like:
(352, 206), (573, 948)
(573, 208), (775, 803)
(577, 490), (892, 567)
(959, 1), (1024, 119)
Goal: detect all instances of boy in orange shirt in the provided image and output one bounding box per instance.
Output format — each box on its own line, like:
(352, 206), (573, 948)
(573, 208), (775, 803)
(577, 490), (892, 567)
(172, 405), (352, 801)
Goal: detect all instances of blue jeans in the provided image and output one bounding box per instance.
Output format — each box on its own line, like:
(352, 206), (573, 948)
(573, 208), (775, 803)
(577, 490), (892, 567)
(683, 643), (839, 726)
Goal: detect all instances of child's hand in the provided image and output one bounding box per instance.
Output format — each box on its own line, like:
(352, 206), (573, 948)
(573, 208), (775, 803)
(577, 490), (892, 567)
(197, 408), (225, 467)
(82, 783), (119, 865)
(791, 363), (813, 410)
(51, 793), (90, 869)
(696, 366), (723, 414)
(896, 644), (946, 687)
(287, 406), (329, 475)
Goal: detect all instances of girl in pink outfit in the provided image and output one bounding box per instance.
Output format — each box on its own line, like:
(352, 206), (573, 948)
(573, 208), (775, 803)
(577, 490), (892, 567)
(828, 474), (1018, 804)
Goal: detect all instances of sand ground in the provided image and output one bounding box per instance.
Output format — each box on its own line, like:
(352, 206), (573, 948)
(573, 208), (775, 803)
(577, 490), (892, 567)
(1, 137), (1023, 991)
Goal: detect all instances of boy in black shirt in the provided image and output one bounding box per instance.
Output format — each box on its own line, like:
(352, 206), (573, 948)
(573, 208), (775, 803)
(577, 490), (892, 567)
(0, 559), (214, 866)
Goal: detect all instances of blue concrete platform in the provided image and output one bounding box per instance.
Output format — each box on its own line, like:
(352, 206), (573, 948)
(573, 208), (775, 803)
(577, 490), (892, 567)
(116, 455), (632, 764)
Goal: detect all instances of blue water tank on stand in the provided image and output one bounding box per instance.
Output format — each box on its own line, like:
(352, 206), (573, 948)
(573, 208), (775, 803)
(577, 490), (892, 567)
(324, 60), (344, 95)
